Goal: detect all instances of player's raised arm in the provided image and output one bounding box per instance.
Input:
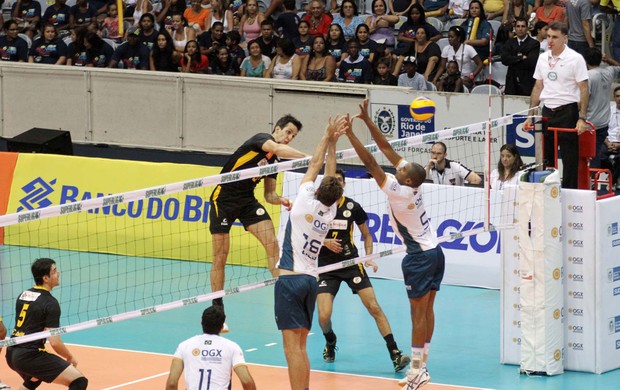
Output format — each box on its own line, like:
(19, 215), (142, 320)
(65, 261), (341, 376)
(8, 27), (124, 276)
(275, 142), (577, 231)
(301, 116), (346, 184)
(356, 99), (403, 167)
(345, 115), (386, 187)
(262, 140), (308, 159)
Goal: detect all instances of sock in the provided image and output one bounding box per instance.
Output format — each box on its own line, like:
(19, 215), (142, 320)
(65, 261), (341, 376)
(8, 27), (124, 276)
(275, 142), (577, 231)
(410, 346), (424, 374)
(324, 330), (337, 343)
(212, 298), (224, 308)
(423, 342), (430, 368)
(384, 333), (398, 353)
(69, 377), (88, 390)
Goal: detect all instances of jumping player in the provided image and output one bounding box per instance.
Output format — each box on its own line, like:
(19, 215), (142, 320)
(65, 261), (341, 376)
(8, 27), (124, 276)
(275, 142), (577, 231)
(317, 168), (410, 372)
(6, 258), (88, 390)
(209, 115), (307, 323)
(344, 100), (445, 390)
(275, 115), (346, 390)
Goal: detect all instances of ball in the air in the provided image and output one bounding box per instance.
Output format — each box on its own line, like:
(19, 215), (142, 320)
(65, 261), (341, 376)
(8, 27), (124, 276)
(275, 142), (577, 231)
(409, 97), (436, 121)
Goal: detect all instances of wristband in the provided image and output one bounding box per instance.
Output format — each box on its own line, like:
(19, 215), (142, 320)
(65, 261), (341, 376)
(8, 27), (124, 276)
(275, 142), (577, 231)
(578, 117), (586, 121)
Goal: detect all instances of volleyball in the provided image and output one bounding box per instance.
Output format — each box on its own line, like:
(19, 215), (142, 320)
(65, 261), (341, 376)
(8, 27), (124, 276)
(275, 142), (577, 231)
(409, 97), (436, 121)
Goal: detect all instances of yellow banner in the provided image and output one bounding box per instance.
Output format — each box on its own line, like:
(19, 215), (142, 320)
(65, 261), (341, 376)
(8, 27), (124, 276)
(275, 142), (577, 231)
(5, 154), (281, 267)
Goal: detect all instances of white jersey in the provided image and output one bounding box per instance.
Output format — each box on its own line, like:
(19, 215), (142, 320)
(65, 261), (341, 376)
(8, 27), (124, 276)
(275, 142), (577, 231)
(381, 161), (438, 253)
(173, 334), (246, 390)
(277, 181), (338, 277)
(429, 159), (472, 186)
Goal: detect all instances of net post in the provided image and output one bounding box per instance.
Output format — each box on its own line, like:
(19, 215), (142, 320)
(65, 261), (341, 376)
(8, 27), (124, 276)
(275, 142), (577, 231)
(534, 109), (544, 171)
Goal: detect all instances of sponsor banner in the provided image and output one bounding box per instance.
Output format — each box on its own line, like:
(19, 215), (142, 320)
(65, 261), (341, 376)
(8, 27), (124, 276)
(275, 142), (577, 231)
(0, 152), (19, 245)
(596, 196), (620, 373)
(4, 154), (282, 266)
(563, 190), (597, 372)
(281, 172), (504, 289)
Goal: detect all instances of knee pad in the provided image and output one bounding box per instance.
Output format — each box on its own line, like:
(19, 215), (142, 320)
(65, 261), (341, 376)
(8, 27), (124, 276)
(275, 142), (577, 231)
(23, 379), (42, 390)
(69, 377), (88, 390)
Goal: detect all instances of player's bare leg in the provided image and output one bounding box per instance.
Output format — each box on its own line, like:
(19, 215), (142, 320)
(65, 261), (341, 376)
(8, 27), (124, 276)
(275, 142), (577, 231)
(53, 365), (88, 389)
(281, 328), (311, 390)
(211, 233), (230, 293)
(247, 220), (279, 277)
(317, 292), (337, 362)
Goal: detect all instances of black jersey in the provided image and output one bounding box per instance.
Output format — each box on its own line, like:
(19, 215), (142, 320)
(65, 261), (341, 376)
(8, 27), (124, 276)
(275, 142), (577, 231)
(212, 133), (279, 199)
(318, 196), (368, 266)
(11, 287), (61, 350)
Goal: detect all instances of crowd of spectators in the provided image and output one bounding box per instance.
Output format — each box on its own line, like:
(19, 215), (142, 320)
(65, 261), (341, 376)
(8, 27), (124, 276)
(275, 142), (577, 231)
(0, 0), (615, 89)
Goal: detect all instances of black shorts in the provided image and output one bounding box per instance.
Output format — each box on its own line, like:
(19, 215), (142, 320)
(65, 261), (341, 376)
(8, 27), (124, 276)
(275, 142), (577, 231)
(209, 192), (271, 234)
(318, 263), (373, 296)
(6, 347), (70, 384)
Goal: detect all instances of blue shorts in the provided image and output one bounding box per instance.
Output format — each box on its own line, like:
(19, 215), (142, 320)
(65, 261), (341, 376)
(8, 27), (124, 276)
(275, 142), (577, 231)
(274, 274), (318, 330)
(402, 246), (445, 298)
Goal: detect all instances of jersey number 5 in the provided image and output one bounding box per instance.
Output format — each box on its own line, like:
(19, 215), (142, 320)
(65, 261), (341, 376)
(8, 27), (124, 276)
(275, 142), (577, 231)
(16, 303), (30, 327)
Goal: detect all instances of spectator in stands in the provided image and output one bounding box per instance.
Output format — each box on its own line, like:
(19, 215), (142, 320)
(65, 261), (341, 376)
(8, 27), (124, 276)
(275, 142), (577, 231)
(256, 19), (279, 59)
(157, 0), (187, 28)
(108, 25), (150, 69)
(388, 0), (416, 16)
(28, 23), (68, 64)
(397, 56), (427, 88)
(276, 0), (301, 40)
(424, 0), (450, 20)
(264, 38), (301, 78)
(304, 0), (333, 38)
(585, 48), (620, 168)
(239, 0), (264, 44)
(490, 143), (524, 189)
(0, 20), (29, 62)
(599, 86), (620, 189)
(332, 0), (365, 41)
(483, 0), (505, 20)
(463, 0), (492, 61)
(393, 26), (441, 81)
(426, 142), (483, 185)
(501, 17), (540, 96)
(326, 23), (348, 68)
(179, 39), (209, 72)
(130, 0), (153, 27)
(356, 23), (378, 63)
(226, 30), (245, 68)
(433, 25), (483, 89)
(42, 0), (71, 35)
(366, 0), (399, 47)
(84, 31), (114, 67)
(150, 30), (180, 71)
(138, 13), (158, 49)
(102, 3), (122, 43)
(70, 0), (97, 29)
(199, 21), (226, 60)
(436, 60), (464, 91)
(337, 38), (373, 83)
(448, 0), (470, 19)
(206, 0), (233, 32)
(240, 39), (271, 76)
(211, 45), (241, 74)
(373, 57), (398, 84)
(397, 3), (442, 55)
(294, 20), (313, 56)
(500, 0), (528, 40)
(565, 0), (593, 57)
(12, 0), (41, 40)
(534, 0), (566, 24)
(300, 35), (336, 81)
(532, 20), (549, 52)
(184, 0), (210, 34)
(66, 27), (88, 66)
(167, 13), (197, 53)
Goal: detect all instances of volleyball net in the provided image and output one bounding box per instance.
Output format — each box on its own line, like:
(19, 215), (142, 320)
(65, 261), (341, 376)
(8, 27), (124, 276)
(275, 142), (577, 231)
(0, 111), (523, 348)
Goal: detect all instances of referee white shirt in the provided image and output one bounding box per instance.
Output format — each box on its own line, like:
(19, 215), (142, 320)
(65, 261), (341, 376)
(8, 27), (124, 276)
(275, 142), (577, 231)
(533, 45), (588, 109)
(428, 159), (473, 186)
(608, 101), (620, 143)
(173, 334), (247, 390)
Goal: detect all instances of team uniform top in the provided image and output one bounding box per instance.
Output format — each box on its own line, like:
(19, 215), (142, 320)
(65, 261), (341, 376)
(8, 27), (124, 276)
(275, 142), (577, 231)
(11, 287), (60, 350)
(277, 181), (338, 277)
(173, 334), (246, 390)
(212, 133), (279, 198)
(429, 159), (473, 186)
(318, 196), (367, 266)
(381, 160), (438, 254)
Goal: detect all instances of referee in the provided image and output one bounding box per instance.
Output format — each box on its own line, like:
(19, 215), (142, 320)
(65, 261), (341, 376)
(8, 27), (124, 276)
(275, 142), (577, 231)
(524, 22), (589, 189)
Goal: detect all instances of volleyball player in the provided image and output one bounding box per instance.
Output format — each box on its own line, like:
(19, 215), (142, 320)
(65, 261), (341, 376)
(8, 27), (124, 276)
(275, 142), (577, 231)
(425, 142), (482, 186)
(165, 306), (256, 390)
(317, 168), (411, 372)
(6, 258), (88, 390)
(345, 100), (445, 390)
(275, 115), (346, 390)
(0, 315), (9, 389)
(208, 115), (307, 325)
